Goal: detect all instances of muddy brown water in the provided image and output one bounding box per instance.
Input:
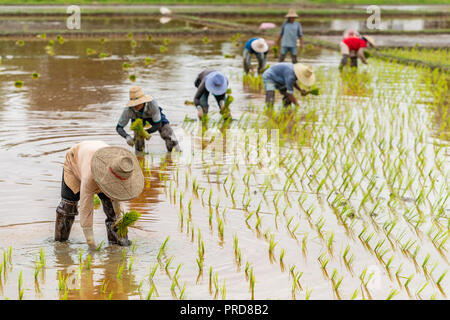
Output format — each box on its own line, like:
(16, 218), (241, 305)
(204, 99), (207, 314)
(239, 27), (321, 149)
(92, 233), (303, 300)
(0, 38), (448, 300)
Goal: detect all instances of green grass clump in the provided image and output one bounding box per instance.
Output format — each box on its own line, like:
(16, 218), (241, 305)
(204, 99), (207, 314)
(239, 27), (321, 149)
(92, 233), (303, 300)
(14, 80), (24, 88)
(115, 210), (141, 238)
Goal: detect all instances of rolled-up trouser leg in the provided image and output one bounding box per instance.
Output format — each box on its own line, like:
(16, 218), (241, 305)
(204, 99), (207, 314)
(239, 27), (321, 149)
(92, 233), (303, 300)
(98, 193), (131, 246)
(159, 123), (180, 152)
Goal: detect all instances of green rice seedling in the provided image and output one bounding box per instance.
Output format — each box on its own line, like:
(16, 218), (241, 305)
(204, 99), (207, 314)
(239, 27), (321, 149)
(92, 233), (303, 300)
(18, 270), (24, 299)
(34, 261), (43, 280)
(31, 72), (40, 80)
(160, 45), (168, 53)
(386, 289), (399, 300)
(129, 74), (136, 82)
(250, 269), (255, 300)
(14, 80), (24, 88)
(16, 40), (25, 46)
(421, 253), (431, 274)
(86, 48), (97, 56)
(327, 232), (334, 255)
(280, 248), (286, 269)
(144, 57), (155, 65)
(128, 256), (136, 272)
(165, 255), (174, 273)
(302, 233), (308, 256)
(115, 210), (141, 238)
(130, 40), (137, 48)
(149, 263), (158, 281)
(146, 283), (156, 300)
(116, 263), (124, 280)
(318, 253), (329, 279)
(86, 255), (91, 270)
(416, 282), (428, 299)
(350, 289), (358, 300)
(96, 241), (104, 252)
(404, 273), (414, 289)
(305, 287), (312, 300)
(57, 271), (67, 291)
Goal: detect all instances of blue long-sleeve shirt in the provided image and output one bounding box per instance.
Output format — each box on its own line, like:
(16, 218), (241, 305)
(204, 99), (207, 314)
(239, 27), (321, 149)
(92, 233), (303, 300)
(262, 63), (297, 94)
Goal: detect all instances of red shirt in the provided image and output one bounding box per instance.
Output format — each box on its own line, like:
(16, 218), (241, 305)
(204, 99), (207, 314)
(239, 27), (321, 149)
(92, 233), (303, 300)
(343, 37), (366, 51)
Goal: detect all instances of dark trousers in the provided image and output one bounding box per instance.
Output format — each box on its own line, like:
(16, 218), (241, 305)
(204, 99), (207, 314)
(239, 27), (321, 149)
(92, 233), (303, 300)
(339, 54), (358, 70)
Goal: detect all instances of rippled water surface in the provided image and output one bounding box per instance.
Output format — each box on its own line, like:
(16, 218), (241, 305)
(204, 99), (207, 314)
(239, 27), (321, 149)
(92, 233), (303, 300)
(0, 38), (448, 300)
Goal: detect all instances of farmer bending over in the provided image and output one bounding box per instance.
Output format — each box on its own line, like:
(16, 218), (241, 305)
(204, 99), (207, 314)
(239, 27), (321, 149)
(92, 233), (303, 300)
(243, 37), (269, 74)
(262, 62), (315, 108)
(116, 86), (180, 152)
(194, 69), (229, 120)
(55, 141), (144, 247)
(339, 34), (375, 70)
(277, 8), (303, 64)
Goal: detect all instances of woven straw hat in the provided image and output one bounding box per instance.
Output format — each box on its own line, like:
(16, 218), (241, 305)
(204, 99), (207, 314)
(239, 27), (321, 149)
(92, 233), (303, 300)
(91, 147), (144, 201)
(285, 8), (299, 18)
(126, 86), (153, 107)
(362, 35), (375, 47)
(251, 38), (269, 53)
(294, 63), (316, 87)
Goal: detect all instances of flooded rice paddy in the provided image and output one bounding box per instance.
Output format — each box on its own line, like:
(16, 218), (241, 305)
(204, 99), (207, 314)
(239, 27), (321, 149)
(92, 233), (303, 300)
(0, 37), (448, 300)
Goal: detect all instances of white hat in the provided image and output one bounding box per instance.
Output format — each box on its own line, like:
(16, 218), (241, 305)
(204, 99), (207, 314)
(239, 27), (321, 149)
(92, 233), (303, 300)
(251, 38), (269, 53)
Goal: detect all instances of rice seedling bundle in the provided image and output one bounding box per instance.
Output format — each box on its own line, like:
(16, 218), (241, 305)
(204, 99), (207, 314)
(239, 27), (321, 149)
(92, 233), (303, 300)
(130, 118), (150, 142)
(115, 210), (141, 238)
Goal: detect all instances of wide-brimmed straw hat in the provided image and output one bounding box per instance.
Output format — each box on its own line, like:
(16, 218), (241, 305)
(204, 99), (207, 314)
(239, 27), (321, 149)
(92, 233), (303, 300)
(294, 63), (316, 87)
(91, 147), (144, 201)
(205, 71), (228, 96)
(126, 86), (153, 108)
(251, 38), (269, 53)
(362, 35), (375, 47)
(285, 8), (299, 18)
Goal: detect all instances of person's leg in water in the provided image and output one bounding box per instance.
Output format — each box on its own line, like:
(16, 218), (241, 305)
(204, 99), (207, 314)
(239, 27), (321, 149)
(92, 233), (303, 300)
(197, 91), (210, 120)
(256, 52), (267, 75)
(339, 54), (350, 70)
(290, 46), (298, 64)
(97, 193), (131, 246)
(159, 123), (180, 152)
(279, 87), (292, 108)
(243, 49), (252, 74)
(278, 46), (288, 62)
(55, 171), (79, 241)
(263, 74), (276, 109)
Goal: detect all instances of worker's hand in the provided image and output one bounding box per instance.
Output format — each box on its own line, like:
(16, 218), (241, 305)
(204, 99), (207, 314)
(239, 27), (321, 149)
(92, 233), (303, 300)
(126, 135), (134, 146)
(219, 100), (225, 109)
(196, 105), (204, 119)
(145, 134), (151, 141)
(300, 88), (307, 96)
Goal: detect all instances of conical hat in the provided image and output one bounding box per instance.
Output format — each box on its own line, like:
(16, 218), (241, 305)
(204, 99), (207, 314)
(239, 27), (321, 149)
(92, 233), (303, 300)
(294, 63), (316, 87)
(91, 147), (144, 201)
(285, 8), (299, 18)
(251, 38), (269, 53)
(126, 86), (153, 107)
